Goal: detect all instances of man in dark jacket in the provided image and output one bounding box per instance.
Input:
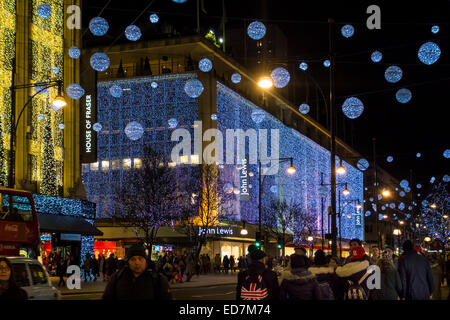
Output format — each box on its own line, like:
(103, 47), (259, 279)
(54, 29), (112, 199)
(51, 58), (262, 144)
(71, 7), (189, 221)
(102, 244), (172, 300)
(398, 240), (434, 300)
(236, 249), (279, 300)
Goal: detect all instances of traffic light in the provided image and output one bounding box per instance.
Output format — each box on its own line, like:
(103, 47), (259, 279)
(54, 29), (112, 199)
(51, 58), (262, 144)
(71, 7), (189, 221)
(277, 237), (283, 249)
(255, 232), (262, 247)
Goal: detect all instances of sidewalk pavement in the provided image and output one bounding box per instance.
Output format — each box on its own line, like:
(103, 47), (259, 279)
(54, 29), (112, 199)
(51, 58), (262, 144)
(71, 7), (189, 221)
(51, 272), (238, 295)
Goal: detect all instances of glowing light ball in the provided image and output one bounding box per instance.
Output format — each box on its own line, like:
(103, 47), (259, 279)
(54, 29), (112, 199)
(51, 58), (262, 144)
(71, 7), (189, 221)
(341, 24), (355, 38)
(431, 25), (439, 34)
(416, 153), (421, 158)
(342, 97), (364, 119)
(378, 214), (384, 221)
(357, 158), (369, 171)
(66, 83), (85, 100)
(172, 0), (187, 2)
(395, 188), (398, 191)
(323, 60), (331, 67)
(223, 183), (234, 194)
(270, 185), (278, 193)
(416, 184), (422, 189)
(184, 79), (204, 98)
(417, 41), (441, 65)
(251, 109), (265, 124)
(443, 174), (450, 182)
(422, 200), (429, 207)
(37, 4), (51, 19)
(149, 13), (159, 23)
(90, 52), (110, 72)
(387, 156), (393, 163)
(378, 194), (382, 201)
(124, 121), (144, 141)
(443, 149), (450, 158)
(404, 186), (411, 193)
(299, 103), (310, 114)
(417, 193), (421, 197)
(371, 51), (382, 63)
(369, 197), (373, 202)
(381, 206), (386, 211)
(390, 203), (396, 209)
(385, 66), (403, 83)
(52, 67), (59, 74)
(109, 85), (123, 98)
(408, 206), (412, 211)
(59, 124), (65, 130)
(398, 203), (405, 210)
(395, 88), (412, 103)
(89, 17), (109, 36)
(151, 82), (158, 89)
(125, 25), (142, 41)
(93, 123), (102, 132)
(38, 114), (44, 121)
(69, 46), (81, 59)
(211, 114), (217, 121)
(231, 73), (241, 84)
(372, 203), (377, 211)
(168, 118), (178, 127)
(400, 179), (409, 188)
(430, 176), (435, 183)
(270, 67), (290, 88)
(365, 211), (371, 217)
(299, 62), (308, 71)
(247, 21), (266, 40)
(399, 191), (405, 197)
(199, 58), (213, 72)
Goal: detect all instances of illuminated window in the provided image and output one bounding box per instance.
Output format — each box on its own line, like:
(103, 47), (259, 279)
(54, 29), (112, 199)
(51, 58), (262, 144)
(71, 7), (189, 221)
(123, 159), (132, 169)
(101, 161), (110, 171)
(180, 155), (189, 164)
(90, 162), (99, 171)
(133, 158), (142, 169)
(191, 154), (200, 164)
(168, 162), (177, 167)
(111, 160), (120, 170)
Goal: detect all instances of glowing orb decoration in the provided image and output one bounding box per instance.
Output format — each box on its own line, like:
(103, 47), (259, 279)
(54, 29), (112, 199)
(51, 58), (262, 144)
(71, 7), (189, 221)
(443, 174), (450, 182)
(172, 0), (187, 2)
(151, 82), (158, 89)
(422, 200), (429, 207)
(431, 25), (439, 34)
(109, 85), (123, 98)
(417, 193), (421, 197)
(404, 186), (411, 193)
(125, 25), (142, 41)
(341, 24), (355, 38)
(400, 179), (409, 188)
(395, 88), (412, 103)
(416, 153), (421, 158)
(365, 211), (371, 217)
(270, 185), (278, 193)
(398, 203), (405, 210)
(399, 191), (405, 197)
(231, 73), (241, 84)
(199, 58), (213, 72)
(443, 149), (450, 158)
(323, 60), (331, 67)
(184, 79), (204, 98)
(369, 197), (373, 202)
(372, 203), (377, 211)
(68, 46), (81, 59)
(149, 13), (159, 23)
(37, 4), (51, 19)
(357, 158), (369, 171)
(59, 124), (65, 130)
(371, 51), (382, 63)
(93, 123), (102, 132)
(385, 66), (403, 83)
(223, 183), (234, 194)
(299, 103), (310, 114)
(390, 203), (396, 209)
(342, 97), (364, 119)
(416, 184), (422, 189)
(168, 118), (178, 127)
(430, 176), (435, 183)
(378, 194), (382, 201)
(378, 214), (384, 221)
(408, 207), (412, 212)
(381, 206), (386, 211)
(90, 52), (110, 72)
(270, 67), (290, 88)
(247, 21), (266, 40)
(52, 67), (59, 74)
(211, 113), (217, 121)
(251, 109), (266, 124)
(124, 121), (144, 141)
(38, 114), (44, 121)
(299, 62), (308, 71)
(89, 17), (109, 36)
(395, 188), (398, 191)
(66, 83), (85, 100)
(387, 156), (393, 163)
(417, 41), (441, 65)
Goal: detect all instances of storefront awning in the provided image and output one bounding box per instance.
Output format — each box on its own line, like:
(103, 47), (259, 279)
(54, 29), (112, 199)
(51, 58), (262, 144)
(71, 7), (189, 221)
(38, 213), (103, 236)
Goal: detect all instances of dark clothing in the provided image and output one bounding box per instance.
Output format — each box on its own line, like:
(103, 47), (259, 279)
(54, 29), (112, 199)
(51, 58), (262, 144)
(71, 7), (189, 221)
(102, 266), (172, 300)
(236, 261), (279, 300)
(336, 259), (375, 299)
(398, 250), (434, 300)
(379, 266), (402, 300)
(106, 257), (117, 276)
(0, 285), (28, 300)
(279, 268), (322, 300)
(309, 266), (344, 300)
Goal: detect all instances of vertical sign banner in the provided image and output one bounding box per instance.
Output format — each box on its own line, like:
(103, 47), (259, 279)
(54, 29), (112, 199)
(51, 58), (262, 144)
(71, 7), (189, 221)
(239, 155), (250, 201)
(355, 214), (362, 228)
(80, 71), (97, 163)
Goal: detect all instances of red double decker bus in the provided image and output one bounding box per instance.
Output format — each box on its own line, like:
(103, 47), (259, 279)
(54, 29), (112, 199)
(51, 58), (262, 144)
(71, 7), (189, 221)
(0, 187), (40, 258)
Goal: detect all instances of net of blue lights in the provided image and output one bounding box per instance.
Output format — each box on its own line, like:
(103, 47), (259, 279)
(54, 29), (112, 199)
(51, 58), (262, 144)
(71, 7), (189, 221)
(199, 58), (213, 72)
(247, 21), (266, 40)
(231, 73), (241, 84)
(443, 175), (450, 182)
(323, 60), (330, 68)
(395, 88), (412, 103)
(93, 123), (102, 132)
(168, 118), (178, 127)
(251, 109), (266, 124)
(342, 97), (364, 119)
(59, 124), (65, 130)
(299, 62), (308, 71)
(68, 46), (81, 59)
(109, 85), (123, 98)
(299, 103), (310, 115)
(431, 25), (439, 34)
(124, 121), (144, 141)
(89, 17), (109, 36)
(443, 149), (450, 158)
(400, 179), (409, 188)
(90, 52), (110, 72)
(341, 24), (355, 38)
(66, 83), (85, 100)
(430, 176), (435, 183)
(270, 67), (290, 88)
(357, 158), (369, 171)
(416, 153), (421, 158)
(417, 41), (441, 65)
(387, 156), (393, 163)
(52, 67), (59, 75)
(150, 13), (159, 23)
(184, 79), (204, 98)
(371, 51), (382, 63)
(385, 66), (403, 83)
(37, 4), (51, 19)
(125, 25), (142, 41)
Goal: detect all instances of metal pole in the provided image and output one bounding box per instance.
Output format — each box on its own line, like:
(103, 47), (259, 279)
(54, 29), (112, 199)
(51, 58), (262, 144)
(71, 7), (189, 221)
(339, 191), (342, 259)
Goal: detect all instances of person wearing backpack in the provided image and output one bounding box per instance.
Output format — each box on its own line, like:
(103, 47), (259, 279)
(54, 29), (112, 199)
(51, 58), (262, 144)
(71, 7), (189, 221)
(336, 246), (373, 300)
(278, 254), (322, 300)
(236, 249), (279, 300)
(102, 244), (172, 300)
(309, 250), (342, 300)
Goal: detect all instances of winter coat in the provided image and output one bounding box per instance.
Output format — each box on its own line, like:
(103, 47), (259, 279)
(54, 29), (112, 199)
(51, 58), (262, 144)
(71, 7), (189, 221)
(223, 256), (230, 268)
(336, 259), (376, 299)
(56, 261), (66, 277)
(214, 255), (221, 267)
(379, 266), (402, 300)
(279, 268), (322, 300)
(309, 266), (344, 300)
(236, 261), (279, 300)
(102, 266), (172, 300)
(230, 257), (235, 268)
(430, 261), (442, 300)
(106, 257), (117, 276)
(398, 250), (434, 300)
(0, 284), (28, 300)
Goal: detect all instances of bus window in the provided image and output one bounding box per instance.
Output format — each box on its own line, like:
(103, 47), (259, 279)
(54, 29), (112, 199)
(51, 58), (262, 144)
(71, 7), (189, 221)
(0, 194), (33, 222)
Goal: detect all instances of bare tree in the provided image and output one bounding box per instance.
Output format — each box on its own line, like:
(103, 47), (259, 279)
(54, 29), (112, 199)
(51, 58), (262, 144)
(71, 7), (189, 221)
(421, 181), (450, 244)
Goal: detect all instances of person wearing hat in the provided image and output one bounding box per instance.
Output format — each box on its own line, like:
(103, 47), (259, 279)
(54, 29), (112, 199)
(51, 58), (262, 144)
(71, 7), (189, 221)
(103, 244), (172, 300)
(236, 249), (279, 300)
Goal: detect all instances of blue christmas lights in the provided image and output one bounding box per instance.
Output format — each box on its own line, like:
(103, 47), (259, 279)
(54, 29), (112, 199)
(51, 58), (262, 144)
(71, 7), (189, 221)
(431, 25), (439, 34)
(93, 123), (102, 132)
(211, 114), (217, 121)
(387, 156), (393, 163)
(417, 41), (441, 65)
(398, 202), (405, 210)
(168, 118), (178, 127)
(400, 179), (409, 189)
(150, 13), (159, 23)
(251, 109), (266, 124)
(385, 66), (403, 83)
(199, 58), (213, 72)
(151, 82), (158, 89)
(341, 24), (355, 38)
(357, 158), (369, 171)
(247, 21), (266, 40)
(396, 88), (412, 103)
(59, 124), (65, 130)
(37, 4), (51, 19)
(443, 175), (450, 183)
(299, 103), (310, 114)
(52, 67), (59, 75)
(68, 46), (81, 59)
(124, 121), (144, 141)
(417, 184), (422, 189)
(400, 191), (405, 197)
(38, 114), (44, 121)
(371, 51), (382, 63)
(90, 52), (110, 72)
(184, 79), (204, 98)
(109, 85), (123, 98)
(443, 149), (450, 159)
(89, 17), (109, 36)
(342, 97), (364, 119)
(125, 25), (142, 41)
(323, 60), (331, 68)
(66, 83), (85, 100)
(231, 73), (241, 84)
(299, 62), (308, 71)
(416, 153), (421, 158)
(430, 176), (435, 183)
(270, 67), (290, 88)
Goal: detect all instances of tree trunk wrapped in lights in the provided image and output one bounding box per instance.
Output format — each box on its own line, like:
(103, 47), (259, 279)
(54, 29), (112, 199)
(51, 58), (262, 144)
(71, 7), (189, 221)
(0, 116), (7, 186)
(40, 105), (58, 196)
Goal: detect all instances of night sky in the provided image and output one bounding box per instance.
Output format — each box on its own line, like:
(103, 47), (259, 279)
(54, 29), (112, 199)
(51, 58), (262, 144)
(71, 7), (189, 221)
(83, 0), (450, 188)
